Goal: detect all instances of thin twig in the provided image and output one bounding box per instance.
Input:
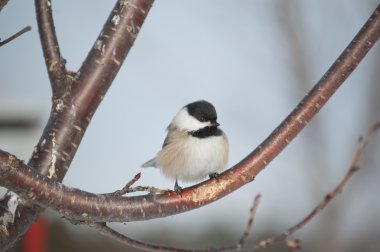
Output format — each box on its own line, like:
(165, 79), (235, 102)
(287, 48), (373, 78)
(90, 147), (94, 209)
(89, 222), (197, 252)
(103, 173), (142, 197)
(0, 26), (31, 47)
(239, 194), (261, 246)
(253, 122), (380, 251)
(102, 173), (168, 197)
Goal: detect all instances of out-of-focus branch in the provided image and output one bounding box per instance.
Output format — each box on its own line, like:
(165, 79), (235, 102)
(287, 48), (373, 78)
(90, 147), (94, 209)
(253, 122), (380, 251)
(35, 0), (67, 95)
(89, 222), (196, 252)
(239, 194), (261, 246)
(0, 0), (154, 250)
(0, 26), (31, 47)
(1, 4), (379, 224)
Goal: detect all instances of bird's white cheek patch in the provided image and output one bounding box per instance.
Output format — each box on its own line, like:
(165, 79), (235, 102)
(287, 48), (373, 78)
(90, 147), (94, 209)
(172, 109), (211, 132)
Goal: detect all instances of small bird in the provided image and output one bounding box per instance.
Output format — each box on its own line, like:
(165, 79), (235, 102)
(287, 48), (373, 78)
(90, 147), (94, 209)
(142, 100), (229, 194)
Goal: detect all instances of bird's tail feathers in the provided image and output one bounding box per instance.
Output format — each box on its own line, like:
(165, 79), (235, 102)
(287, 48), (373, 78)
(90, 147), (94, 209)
(141, 158), (156, 168)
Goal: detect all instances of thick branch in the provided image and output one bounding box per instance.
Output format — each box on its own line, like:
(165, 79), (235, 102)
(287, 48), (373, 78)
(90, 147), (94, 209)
(0, 0), (153, 249)
(1, 4), (379, 223)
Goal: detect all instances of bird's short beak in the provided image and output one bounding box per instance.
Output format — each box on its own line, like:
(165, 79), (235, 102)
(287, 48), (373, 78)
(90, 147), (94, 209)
(212, 122), (220, 127)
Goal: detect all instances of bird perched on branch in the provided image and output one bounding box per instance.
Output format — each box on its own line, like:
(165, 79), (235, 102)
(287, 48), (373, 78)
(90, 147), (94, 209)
(142, 100), (229, 194)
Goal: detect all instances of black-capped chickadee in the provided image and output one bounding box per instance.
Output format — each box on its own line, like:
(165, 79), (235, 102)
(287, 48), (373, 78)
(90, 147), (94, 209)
(142, 100), (229, 194)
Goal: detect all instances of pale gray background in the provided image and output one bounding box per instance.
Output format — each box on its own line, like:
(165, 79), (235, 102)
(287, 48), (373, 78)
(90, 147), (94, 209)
(1, 1), (380, 251)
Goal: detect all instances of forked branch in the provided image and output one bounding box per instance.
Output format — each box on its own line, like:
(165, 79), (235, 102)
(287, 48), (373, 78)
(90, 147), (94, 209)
(0, 0), (154, 249)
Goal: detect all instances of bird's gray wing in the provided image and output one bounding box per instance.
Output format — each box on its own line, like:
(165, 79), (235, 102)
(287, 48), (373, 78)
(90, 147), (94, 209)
(142, 124), (172, 167)
(162, 123), (175, 148)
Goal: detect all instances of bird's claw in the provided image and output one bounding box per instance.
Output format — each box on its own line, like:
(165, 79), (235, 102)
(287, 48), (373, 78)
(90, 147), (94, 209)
(209, 172), (220, 181)
(174, 180), (183, 197)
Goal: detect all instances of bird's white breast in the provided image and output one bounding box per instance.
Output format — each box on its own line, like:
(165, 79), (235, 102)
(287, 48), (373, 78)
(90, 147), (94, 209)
(155, 130), (228, 182)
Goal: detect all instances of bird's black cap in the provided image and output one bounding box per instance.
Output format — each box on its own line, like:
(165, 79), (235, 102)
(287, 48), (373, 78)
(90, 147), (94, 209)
(185, 100), (217, 123)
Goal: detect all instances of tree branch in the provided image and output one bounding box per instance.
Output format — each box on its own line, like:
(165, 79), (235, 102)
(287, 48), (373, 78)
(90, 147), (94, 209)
(35, 0), (67, 95)
(1, 4), (379, 224)
(0, 26), (31, 47)
(239, 194), (261, 246)
(0, 0), (153, 249)
(102, 173), (142, 197)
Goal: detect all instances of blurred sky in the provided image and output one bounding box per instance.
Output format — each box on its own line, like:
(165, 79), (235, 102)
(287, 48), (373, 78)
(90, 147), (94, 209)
(1, 0), (380, 251)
